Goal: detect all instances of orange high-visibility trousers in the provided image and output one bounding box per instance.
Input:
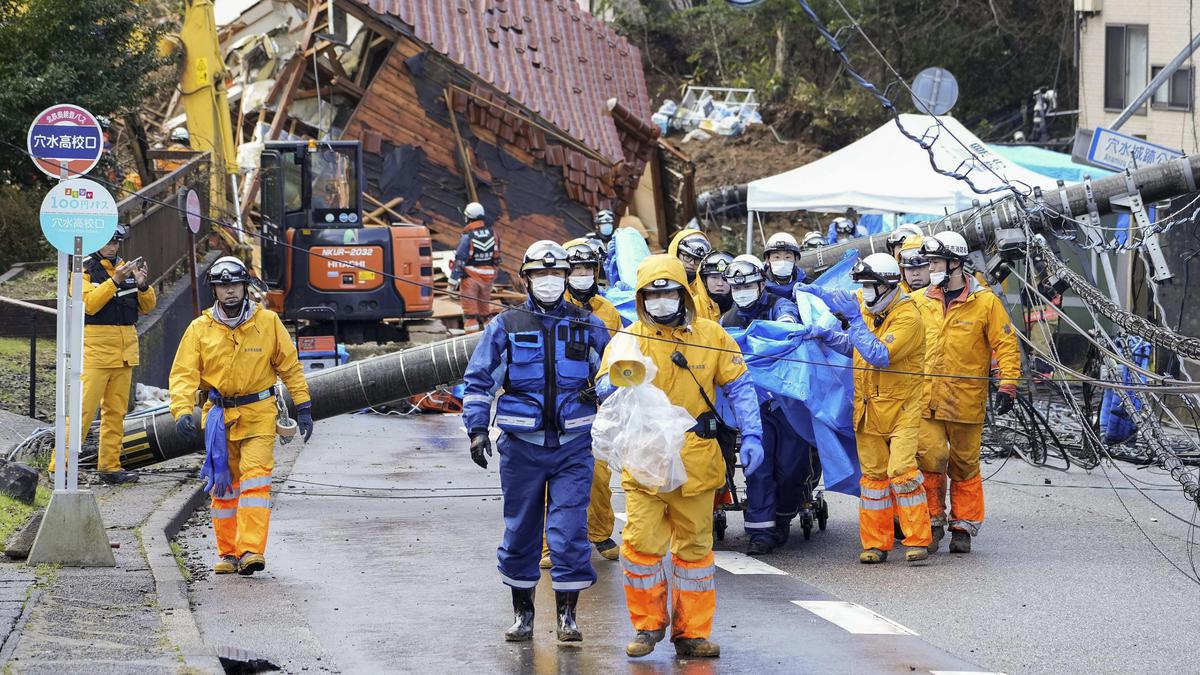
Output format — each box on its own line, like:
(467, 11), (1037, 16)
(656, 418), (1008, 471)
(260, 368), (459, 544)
(620, 480), (716, 640)
(918, 419), (985, 535)
(210, 434), (275, 558)
(857, 429), (931, 551)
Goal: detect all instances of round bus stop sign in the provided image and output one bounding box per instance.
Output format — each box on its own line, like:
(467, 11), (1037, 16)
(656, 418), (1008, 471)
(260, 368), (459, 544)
(39, 178), (118, 255)
(26, 104), (104, 179)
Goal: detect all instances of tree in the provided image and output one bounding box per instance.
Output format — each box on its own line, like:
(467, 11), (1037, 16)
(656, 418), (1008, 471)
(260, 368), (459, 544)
(616, 0), (1075, 150)
(0, 0), (166, 269)
(0, 0), (166, 183)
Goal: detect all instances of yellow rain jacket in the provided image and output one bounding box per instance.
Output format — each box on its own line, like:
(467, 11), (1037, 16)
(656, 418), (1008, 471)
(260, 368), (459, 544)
(666, 230), (720, 323)
(597, 254), (747, 496)
(81, 257), (157, 368)
(168, 304), (311, 440)
(852, 290), (926, 436)
(567, 292), (622, 334)
(919, 276), (1021, 424)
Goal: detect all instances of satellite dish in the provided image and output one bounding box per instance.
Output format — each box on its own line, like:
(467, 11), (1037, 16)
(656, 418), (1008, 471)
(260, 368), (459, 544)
(911, 67), (959, 116)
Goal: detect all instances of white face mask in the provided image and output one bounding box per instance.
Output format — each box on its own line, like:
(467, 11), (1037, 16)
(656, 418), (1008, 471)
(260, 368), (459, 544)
(644, 296), (681, 319)
(769, 260), (794, 279)
(599, 223), (613, 237)
(929, 271), (947, 287)
(731, 287), (760, 308)
(568, 274), (594, 291)
(530, 275), (565, 304)
(860, 285), (878, 303)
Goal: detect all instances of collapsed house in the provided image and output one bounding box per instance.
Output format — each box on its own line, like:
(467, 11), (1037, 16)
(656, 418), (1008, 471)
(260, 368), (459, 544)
(161, 0), (695, 280)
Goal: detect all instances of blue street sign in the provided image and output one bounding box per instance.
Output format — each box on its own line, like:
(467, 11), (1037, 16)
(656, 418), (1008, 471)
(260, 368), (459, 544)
(1087, 127), (1184, 172)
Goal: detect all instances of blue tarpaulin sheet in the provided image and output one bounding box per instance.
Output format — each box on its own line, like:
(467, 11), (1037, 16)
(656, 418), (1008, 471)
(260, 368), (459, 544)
(726, 250), (863, 496)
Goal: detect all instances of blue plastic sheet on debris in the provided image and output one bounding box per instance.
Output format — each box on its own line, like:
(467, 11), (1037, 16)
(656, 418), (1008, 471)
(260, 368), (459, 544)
(726, 250), (863, 496)
(1099, 336), (1152, 444)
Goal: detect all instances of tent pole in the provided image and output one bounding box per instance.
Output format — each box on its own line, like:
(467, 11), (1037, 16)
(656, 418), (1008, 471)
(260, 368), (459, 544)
(745, 210), (754, 254)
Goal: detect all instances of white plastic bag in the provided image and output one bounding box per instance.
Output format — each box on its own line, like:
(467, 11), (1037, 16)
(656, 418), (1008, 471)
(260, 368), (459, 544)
(591, 333), (694, 493)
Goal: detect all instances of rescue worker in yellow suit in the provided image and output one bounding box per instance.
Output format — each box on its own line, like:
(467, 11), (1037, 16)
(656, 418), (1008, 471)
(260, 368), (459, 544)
(666, 230), (720, 322)
(595, 255), (764, 658)
(797, 253), (932, 564)
(169, 257), (313, 576)
(537, 238), (625, 569)
(52, 224), (156, 483)
(915, 232), (1021, 554)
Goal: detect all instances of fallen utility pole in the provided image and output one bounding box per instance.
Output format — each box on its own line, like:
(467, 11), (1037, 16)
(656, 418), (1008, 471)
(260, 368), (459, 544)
(794, 154), (1200, 277)
(117, 333), (481, 470)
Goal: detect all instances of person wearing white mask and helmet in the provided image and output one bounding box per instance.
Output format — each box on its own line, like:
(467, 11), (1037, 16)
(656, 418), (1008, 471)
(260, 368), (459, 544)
(460, 241), (612, 644)
(719, 255), (813, 555)
(762, 232), (806, 300)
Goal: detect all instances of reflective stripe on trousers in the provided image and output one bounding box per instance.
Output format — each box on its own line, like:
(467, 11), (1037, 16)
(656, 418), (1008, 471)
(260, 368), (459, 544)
(670, 551), (716, 640)
(621, 543), (668, 632)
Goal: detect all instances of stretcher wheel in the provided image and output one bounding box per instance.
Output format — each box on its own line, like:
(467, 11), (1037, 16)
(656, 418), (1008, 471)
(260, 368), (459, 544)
(714, 510), (727, 542)
(817, 494), (829, 531)
(801, 512), (814, 541)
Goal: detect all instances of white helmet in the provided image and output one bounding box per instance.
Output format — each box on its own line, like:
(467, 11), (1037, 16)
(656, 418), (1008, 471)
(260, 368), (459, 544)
(765, 232), (801, 256)
(724, 254), (765, 286)
(170, 127), (190, 143)
(851, 253), (901, 286)
(833, 217), (856, 234)
(932, 231), (969, 259)
(463, 202), (486, 223)
(801, 231), (825, 249)
(519, 240), (570, 274)
(885, 224), (922, 251)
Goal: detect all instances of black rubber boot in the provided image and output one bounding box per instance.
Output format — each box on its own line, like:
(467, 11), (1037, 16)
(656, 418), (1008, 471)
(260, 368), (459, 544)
(949, 529), (972, 553)
(555, 591), (582, 642)
(928, 525), (945, 553)
(504, 588), (535, 642)
(99, 470), (140, 485)
(774, 517), (792, 546)
(746, 534), (776, 555)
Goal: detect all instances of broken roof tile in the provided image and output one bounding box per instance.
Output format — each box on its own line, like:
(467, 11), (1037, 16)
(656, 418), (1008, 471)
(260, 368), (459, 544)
(354, 0), (650, 166)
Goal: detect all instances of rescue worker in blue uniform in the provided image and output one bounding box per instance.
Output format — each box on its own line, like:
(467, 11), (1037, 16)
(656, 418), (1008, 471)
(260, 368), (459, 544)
(461, 241), (612, 644)
(718, 255), (810, 554)
(761, 232), (806, 300)
(448, 202), (500, 333)
(587, 209), (619, 286)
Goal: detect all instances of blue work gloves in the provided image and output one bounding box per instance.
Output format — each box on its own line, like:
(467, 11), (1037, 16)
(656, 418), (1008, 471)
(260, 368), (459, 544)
(740, 434), (764, 477)
(200, 416), (234, 499)
(469, 430), (492, 469)
(296, 402), (314, 442)
(847, 316), (891, 368)
(176, 414), (198, 445)
(795, 283), (861, 318)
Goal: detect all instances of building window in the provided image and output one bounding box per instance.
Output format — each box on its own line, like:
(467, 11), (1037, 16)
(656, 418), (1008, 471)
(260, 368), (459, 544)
(1105, 24), (1149, 111)
(1151, 66), (1194, 111)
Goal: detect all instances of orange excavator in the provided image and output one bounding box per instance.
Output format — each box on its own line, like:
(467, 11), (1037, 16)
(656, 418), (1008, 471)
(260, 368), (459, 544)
(162, 0), (432, 344)
(257, 140), (433, 343)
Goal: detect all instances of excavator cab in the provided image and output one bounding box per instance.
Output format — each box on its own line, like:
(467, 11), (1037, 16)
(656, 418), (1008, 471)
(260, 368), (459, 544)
(258, 140), (433, 343)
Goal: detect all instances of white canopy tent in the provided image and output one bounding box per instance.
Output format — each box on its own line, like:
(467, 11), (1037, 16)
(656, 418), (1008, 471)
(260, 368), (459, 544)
(746, 114), (1062, 216)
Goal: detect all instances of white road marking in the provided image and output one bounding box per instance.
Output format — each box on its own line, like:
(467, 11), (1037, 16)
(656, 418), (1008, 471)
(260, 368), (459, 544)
(713, 550), (789, 575)
(792, 600), (918, 635)
(930, 672), (1007, 675)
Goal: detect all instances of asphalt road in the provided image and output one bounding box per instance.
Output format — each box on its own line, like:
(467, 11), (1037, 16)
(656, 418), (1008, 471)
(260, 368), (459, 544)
(179, 413), (1200, 674)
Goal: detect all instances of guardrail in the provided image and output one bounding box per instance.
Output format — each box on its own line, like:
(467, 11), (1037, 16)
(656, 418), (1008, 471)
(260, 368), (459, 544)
(118, 152), (210, 294)
(0, 295), (54, 418)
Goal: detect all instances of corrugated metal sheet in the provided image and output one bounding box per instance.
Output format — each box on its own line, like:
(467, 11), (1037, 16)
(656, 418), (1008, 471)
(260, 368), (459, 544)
(354, 0), (651, 166)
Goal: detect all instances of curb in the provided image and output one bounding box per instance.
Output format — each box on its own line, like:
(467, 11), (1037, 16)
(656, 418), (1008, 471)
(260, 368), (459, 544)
(140, 481), (224, 674)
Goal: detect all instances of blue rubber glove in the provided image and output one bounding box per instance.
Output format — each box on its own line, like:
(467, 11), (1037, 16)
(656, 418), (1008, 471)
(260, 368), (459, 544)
(296, 402), (314, 442)
(740, 433), (764, 477)
(721, 372), (763, 440)
(847, 313), (891, 368)
(176, 414), (198, 445)
(795, 282), (861, 318)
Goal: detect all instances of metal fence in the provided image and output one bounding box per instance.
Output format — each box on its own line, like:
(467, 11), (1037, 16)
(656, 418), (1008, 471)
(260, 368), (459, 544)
(118, 152), (210, 293)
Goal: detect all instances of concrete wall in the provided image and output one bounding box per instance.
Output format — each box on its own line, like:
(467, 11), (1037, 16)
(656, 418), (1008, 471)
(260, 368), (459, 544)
(132, 252), (218, 390)
(1078, 0), (1200, 153)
